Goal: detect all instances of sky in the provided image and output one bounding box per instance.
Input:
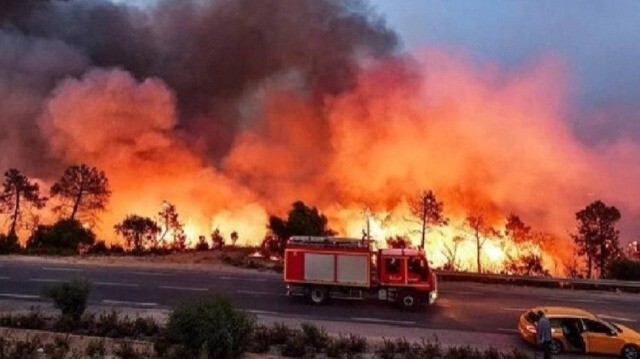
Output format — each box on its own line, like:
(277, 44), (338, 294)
(369, 0), (640, 145)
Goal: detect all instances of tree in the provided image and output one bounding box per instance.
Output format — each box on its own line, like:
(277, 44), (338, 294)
(230, 231), (239, 246)
(26, 219), (95, 254)
(114, 215), (161, 253)
(50, 164), (110, 222)
(504, 253), (548, 276)
(267, 201), (336, 254)
(0, 169), (47, 236)
(572, 200), (622, 279)
(195, 235), (209, 251)
(211, 228), (225, 249)
(607, 257), (640, 281)
(408, 190), (448, 248)
(626, 240), (640, 261)
(0, 233), (20, 254)
(466, 211), (499, 273)
(157, 201), (185, 248)
(442, 235), (464, 271)
(504, 214), (531, 244)
(386, 235), (411, 249)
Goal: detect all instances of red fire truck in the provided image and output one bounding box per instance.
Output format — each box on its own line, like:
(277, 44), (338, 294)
(284, 236), (437, 310)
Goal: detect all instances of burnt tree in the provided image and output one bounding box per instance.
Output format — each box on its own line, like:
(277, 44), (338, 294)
(408, 190), (448, 249)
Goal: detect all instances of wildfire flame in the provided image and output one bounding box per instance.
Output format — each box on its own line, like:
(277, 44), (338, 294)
(23, 49), (640, 277)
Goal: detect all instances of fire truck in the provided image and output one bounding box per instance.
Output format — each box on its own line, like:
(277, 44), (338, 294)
(283, 236), (437, 310)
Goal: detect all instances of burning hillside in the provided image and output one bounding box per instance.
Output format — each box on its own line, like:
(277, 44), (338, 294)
(1, 0), (640, 275)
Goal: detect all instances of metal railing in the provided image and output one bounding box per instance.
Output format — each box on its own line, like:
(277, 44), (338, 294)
(434, 270), (640, 292)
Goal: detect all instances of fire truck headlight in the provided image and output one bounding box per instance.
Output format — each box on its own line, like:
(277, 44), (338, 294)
(429, 290), (438, 304)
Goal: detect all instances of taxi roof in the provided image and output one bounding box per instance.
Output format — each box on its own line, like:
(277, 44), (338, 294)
(533, 306), (596, 320)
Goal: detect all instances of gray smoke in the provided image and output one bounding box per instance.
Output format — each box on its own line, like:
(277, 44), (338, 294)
(1, 0), (398, 162)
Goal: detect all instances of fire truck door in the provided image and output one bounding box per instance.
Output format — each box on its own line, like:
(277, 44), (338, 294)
(407, 257), (426, 283)
(381, 257), (405, 284)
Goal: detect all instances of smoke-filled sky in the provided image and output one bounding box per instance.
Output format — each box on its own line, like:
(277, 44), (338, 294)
(371, 0), (640, 145)
(1, 0), (639, 254)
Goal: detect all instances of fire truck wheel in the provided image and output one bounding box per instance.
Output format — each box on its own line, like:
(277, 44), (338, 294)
(398, 291), (419, 310)
(307, 286), (329, 305)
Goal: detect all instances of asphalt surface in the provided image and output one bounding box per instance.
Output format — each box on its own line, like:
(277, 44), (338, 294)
(1, 257), (639, 347)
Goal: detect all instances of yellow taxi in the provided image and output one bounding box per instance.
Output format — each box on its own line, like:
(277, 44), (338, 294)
(518, 306), (640, 359)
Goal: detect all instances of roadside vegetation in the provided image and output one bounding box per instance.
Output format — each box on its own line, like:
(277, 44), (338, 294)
(0, 281), (534, 358)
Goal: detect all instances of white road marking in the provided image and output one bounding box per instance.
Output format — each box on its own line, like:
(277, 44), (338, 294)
(159, 286), (209, 292)
(237, 290), (283, 296)
(548, 297), (600, 303)
(30, 278), (61, 283)
(597, 314), (638, 323)
(501, 307), (528, 312)
(220, 276), (267, 282)
(102, 300), (157, 307)
(94, 282), (139, 288)
(497, 328), (519, 333)
(248, 309), (282, 316)
(351, 317), (416, 325)
(0, 293), (40, 300)
(440, 290), (482, 296)
(42, 267), (82, 272)
(133, 271), (174, 277)
(0, 276), (10, 280)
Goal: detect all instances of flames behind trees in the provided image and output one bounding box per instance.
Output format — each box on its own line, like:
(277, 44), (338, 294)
(1, 1), (640, 275)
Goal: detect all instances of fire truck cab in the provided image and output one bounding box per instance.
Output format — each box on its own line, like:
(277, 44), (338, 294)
(284, 236), (437, 310)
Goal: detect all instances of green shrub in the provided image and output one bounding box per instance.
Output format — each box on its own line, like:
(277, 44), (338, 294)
(506, 348), (530, 359)
(87, 241), (109, 255)
(417, 337), (442, 359)
(134, 316), (160, 337)
(376, 338), (397, 359)
(248, 324), (272, 353)
(0, 308), (47, 330)
(281, 331), (308, 358)
(26, 219), (95, 255)
(43, 335), (71, 359)
(10, 336), (42, 359)
(443, 345), (483, 359)
(85, 339), (106, 358)
(0, 232), (20, 254)
(326, 334), (368, 358)
(114, 340), (145, 359)
(301, 322), (329, 352)
(159, 295), (255, 359)
(44, 279), (92, 322)
(269, 322), (293, 345)
(607, 257), (640, 280)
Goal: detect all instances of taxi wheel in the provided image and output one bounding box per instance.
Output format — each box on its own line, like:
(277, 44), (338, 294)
(622, 345), (638, 359)
(549, 339), (563, 355)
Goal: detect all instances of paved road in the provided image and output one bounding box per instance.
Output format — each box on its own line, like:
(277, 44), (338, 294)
(1, 257), (639, 350)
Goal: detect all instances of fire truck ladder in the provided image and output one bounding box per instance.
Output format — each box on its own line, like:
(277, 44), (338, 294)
(288, 236), (372, 249)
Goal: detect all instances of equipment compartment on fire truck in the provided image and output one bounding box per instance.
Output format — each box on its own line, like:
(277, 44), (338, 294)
(283, 236), (437, 310)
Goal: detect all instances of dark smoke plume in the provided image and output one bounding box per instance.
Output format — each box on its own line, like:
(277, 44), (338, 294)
(2, 0), (398, 160)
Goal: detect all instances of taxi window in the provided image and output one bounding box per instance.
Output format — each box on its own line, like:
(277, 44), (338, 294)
(549, 318), (562, 328)
(583, 319), (612, 334)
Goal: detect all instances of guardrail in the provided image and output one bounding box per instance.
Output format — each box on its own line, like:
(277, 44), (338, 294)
(434, 270), (640, 293)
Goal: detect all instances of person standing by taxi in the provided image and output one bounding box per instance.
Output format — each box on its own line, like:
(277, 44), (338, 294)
(536, 310), (553, 359)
